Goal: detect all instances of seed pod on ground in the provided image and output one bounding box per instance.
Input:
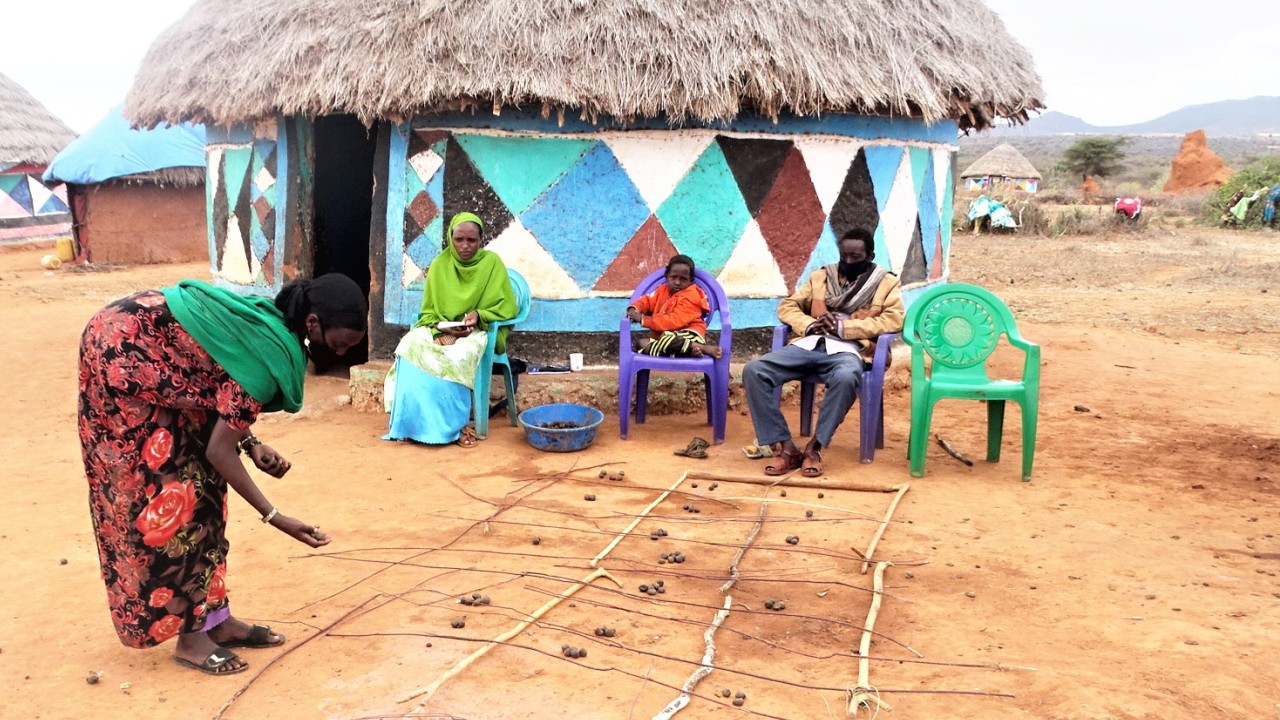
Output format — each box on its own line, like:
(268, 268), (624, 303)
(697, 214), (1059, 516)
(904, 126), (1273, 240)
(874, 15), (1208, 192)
(733, 698), (745, 706)
(578, 648), (588, 658)
(461, 596), (473, 605)
(693, 508), (701, 513)
(604, 627), (616, 637)
(480, 596), (491, 605)
(806, 510), (814, 518)
(656, 585), (665, 593)
(647, 587), (658, 596)
(655, 579), (664, 587)
(639, 584), (650, 592)
(722, 689), (732, 697)
(786, 535), (799, 545)
(780, 490), (787, 497)
(818, 492), (824, 499)
(709, 483), (718, 490)
(618, 471), (625, 478)
(595, 627), (605, 636)
(532, 536), (541, 545)
(472, 593), (482, 599)
(774, 601), (786, 611)
(692, 483), (698, 488)
(584, 493), (596, 501)
(735, 691), (746, 699)
(764, 599), (775, 609)
(599, 470), (608, 478)
(562, 644), (571, 651)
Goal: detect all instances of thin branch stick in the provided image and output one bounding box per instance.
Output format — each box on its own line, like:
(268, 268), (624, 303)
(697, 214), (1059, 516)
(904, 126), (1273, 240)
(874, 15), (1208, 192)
(934, 434), (974, 466)
(628, 659), (657, 720)
(686, 470), (902, 494)
(861, 484), (909, 575)
(848, 562), (893, 718)
(712, 497), (877, 518)
(651, 596), (733, 720)
(590, 471), (689, 567)
(720, 501), (767, 593)
(212, 595), (382, 720)
(399, 567), (622, 705)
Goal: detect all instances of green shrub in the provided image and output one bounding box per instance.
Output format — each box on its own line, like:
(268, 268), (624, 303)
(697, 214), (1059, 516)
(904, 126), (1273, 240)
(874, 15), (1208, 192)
(1205, 157), (1280, 227)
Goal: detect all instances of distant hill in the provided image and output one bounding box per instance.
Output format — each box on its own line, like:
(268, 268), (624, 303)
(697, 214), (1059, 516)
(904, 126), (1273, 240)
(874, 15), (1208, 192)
(987, 96), (1280, 137)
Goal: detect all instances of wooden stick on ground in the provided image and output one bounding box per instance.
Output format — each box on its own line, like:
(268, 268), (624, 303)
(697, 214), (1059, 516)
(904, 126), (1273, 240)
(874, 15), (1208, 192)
(935, 434), (974, 466)
(686, 470), (902, 494)
(719, 500), (768, 593)
(650, 596), (733, 720)
(399, 567), (622, 706)
(847, 561), (893, 718)
(590, 471), (689, 567)
(860, 483), (909, 574)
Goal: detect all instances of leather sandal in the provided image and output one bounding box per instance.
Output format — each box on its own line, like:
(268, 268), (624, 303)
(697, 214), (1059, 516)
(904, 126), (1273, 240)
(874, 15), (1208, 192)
(674, 437), (710, 459)
(455, 427), (479, 449)
(764, 448), (802, 476)
(801, 447), (823, 478)
(173, 647), (248, 676)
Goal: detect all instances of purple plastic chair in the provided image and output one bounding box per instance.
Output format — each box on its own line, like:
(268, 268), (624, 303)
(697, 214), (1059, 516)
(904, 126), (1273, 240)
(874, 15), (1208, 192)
(770, 326), (898, 463)
(619, 269), (731, 444)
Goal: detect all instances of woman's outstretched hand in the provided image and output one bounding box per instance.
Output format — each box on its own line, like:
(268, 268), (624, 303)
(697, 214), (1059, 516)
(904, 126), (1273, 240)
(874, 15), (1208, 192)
(250, 443), (292, 478)
(271, 514), (331, 547)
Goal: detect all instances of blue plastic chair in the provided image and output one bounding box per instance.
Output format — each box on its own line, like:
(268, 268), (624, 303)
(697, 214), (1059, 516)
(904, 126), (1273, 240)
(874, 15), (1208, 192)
(770, 327), (897, 463)
(902, 282), (1040, 480)
(473, 269), (530, 439)
(618, 269), (731, 444)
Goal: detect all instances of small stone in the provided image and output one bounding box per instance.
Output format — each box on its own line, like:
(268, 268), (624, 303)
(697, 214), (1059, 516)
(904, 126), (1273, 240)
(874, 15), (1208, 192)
(451, 619), (465, 628)
(578, 648), (587, 658)
(658, 558), (666, 564)
(1073, 405), (1091, 412)
(563, 647), (574, 657)
(426, 643), (432, 648)
(595, 627), (605, 636)
(733, 698), (745, 706)
(647, 587), (658, 596)
(599, 470), (608, 478)
(722, 689), (732, 698)
(786, 536), (799, 545)
(692, 483), (698, 488)
(806, 510), (813, 518)
(473, 593), (482, 599)
(709, 483), (718, 491)
(656, 585), (665, 594)
(639, 584), (650, 592)
(779, 490), (787, 497)
(905, 572), (915, 579)
(774, 601), (785, 611)
(480, 596), (491, 605)
(86, 673), (99, 685)
(604, 628), (616, 637)
(618, 471), (626, 478)
(532, 536), (541, 545)
(764, 599), (775, 609)
(817, 492), (824, 499)
(562, 644), (571, 651)
(1184, 639), (1199, 646)
(735, 691), (746, 699)
(584, 493), (596, 501)
(965, 591), (976, 598)
(461, 597), (473, 606)
(60, 558), (68, 565)
(1191, 484), (1205, 490)
(693, 508), (701, 513)
(655, 580), (665, 587)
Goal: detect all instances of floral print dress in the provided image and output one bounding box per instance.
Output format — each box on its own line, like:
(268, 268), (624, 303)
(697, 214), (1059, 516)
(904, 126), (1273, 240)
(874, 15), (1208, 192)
(78, 291), (261, 648)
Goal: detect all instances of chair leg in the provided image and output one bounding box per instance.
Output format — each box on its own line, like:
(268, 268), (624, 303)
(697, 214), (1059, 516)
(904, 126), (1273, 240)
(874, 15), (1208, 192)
(503, 366), (519, 427)
(799, 381), (815, 437)
(703, 374), (713, 426)
(473, 365), (492, 440)
(1020, 393), (1038, 482)
(876, 393), (886, 449)
(858, 384), (875, 464)
(711, 369), (727, 445)
(635, 370), (651, 425)
(986, 400), (1006, 462)
(908, 391), (934, 478)
(618, 369), (633, 440)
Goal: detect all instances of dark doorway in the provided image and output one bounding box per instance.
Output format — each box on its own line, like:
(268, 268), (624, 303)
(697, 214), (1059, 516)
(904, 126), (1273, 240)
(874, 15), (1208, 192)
(312, 114), (377, 369)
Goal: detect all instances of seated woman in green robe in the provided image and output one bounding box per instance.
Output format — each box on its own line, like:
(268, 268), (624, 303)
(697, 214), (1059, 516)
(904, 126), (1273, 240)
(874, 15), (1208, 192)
(384, 212), (519, 447)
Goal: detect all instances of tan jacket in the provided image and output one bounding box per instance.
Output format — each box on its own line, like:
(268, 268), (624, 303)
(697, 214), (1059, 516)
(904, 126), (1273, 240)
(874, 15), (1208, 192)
(778, 269), (905, 360)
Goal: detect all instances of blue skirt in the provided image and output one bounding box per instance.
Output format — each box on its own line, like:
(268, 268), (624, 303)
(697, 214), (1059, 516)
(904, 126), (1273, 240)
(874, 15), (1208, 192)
(383, 357), (472, 444)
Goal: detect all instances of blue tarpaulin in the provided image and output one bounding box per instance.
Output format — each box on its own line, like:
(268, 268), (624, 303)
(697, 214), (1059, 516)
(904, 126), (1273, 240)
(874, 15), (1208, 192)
(43, 106), (205, 185)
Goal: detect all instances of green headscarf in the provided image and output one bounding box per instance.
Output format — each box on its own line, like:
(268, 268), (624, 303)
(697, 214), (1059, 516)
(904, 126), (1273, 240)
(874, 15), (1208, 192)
(415, 212), (519, 353)
(161, 280), (306, 413)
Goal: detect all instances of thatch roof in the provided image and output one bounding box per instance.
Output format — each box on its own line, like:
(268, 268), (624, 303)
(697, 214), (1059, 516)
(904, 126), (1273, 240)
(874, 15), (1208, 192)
(125, 0), (1044, 131)
(960, 142), (1041, 179)
(0, 72), (76, 166)
(105, 168), (207, 188)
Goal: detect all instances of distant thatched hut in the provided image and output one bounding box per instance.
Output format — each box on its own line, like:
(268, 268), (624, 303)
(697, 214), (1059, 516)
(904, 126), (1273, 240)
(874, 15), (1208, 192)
(126, 0), (1042, 356)
(0, 72), (75, 245)
(960, 142), (1042, 193)
(44, 107), (207, 264)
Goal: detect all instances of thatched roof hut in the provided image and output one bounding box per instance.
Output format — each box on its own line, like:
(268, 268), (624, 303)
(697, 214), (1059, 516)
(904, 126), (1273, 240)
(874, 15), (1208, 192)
(0, 72), (75, 166)
(126, 0), (1043, 131)
(960, 142), (1041, 180)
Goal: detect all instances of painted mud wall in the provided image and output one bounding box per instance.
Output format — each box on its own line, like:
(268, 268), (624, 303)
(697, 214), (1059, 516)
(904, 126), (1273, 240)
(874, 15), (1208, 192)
(73, 182), (206, 264)
(963, 176), (1038, 193)
(383, 112), (956, 332)
(204, 121), (292, 291)
(0, 166), (71, 243)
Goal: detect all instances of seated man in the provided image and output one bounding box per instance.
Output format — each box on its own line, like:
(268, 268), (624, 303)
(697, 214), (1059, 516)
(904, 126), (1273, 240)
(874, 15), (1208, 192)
(743, 228), (904, 478)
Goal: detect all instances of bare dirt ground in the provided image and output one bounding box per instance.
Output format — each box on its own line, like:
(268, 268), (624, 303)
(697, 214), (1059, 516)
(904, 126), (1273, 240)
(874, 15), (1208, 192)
(1, 225), (1277, 720)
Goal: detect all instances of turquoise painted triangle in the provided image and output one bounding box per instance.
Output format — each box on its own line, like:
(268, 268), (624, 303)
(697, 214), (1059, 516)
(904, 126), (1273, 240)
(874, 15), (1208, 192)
(431, 139), (447, 156)
(863, 146), (903, 213)
(909, 147), (930, 201)
(404, 164), (425, 204)
(797, 222), (841, 290)
(454, 134), (596, 215)
(39, 194), (69, 214)
(221, 148), (253, 211)
(941, 165), (954, 265)
(0, 174), (23, 194)
(426, 162), (445, 207)
(655, 142), (752, 275)
(424, 215), (444, 253)
(918, 160), (939, 266)
(873, 225), (889, 268)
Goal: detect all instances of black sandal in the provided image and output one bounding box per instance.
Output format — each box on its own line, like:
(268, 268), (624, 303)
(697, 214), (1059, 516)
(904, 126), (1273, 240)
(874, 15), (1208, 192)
(218, 624), (286, 649)
(764, 448), (803, 476)
(174, 647), (248, 676)
(674, 437), (710, 459)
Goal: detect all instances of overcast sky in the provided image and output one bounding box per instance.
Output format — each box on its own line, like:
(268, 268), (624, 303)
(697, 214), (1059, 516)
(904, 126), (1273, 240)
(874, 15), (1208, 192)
(1, 0), (1274, 133)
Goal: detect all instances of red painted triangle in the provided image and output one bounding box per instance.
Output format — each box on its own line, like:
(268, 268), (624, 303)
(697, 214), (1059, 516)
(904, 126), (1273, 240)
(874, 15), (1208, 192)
(756, 148), (825, 291)
(929, 231), (944, 280)
(593, 215), (679, 291)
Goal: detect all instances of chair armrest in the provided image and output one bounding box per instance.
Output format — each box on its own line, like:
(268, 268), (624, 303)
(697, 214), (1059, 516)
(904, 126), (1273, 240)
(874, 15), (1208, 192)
(871, 333), (897, 374)
(1019, 339), (1040, 380)
(619, 316), (633, 359)
(771, 324), (789, 351)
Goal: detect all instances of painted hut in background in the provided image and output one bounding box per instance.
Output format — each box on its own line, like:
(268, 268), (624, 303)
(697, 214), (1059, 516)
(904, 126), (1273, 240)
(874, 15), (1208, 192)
(44, 107), (207, 264)
(0, 72), (75, 245)
(124, 0), (1042, 358)
(960, 142), (1041, 193)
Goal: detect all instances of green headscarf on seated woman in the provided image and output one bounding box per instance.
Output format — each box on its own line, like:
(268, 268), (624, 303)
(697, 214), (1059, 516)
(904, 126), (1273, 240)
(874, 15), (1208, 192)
(414, 212), (519, 353)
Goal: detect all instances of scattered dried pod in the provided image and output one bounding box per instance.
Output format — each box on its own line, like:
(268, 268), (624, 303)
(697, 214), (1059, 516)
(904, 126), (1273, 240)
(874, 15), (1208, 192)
(721, 689), (732, 698)
(779, 490), (787, 497)
(774, 601), (786, 611)
(786, 535), (800, 545)
(691, 483), (698, 488)
(818, 492), (825, 499)
(604, 627), (616, 637)
(806, 510), (814, 518)
(531, 536), (541, 545)
(733, 698), (745, 706)
(764, 599), (775, 609)
(735, 691), (747, 699)
(639, 584), (650, 592)
(584, 493), (596, 501)
(450, 619), (465, 629)
(599, 470), (608, 478)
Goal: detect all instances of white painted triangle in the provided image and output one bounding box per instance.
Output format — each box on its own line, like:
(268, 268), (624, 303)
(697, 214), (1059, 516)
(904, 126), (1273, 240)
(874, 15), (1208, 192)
(606, 131), (714, 211)
(0, 190), (28, 217)
(880, 158), (918, 273)
(795, 137), (863, 215)
(218, 215), (253, 284)
(27, 177), (54, 215)
(486, 219), (585, 299)
(255, 166), (275, 193)
(716, 220), (788, 298)
(932, 147), (950, 218)
(409, 149), (444, 185)
(208, 149), (223, 209)
(402, 254), (424, 288)
(53, 184), (68, 203)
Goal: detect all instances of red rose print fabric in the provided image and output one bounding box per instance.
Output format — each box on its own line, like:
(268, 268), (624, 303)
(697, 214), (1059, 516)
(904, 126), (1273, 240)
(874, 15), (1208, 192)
(78, 292), (262, 648)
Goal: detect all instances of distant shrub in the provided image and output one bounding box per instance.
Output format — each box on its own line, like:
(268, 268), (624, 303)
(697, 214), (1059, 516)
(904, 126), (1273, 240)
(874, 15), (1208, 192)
(1204, 157), (1280, 227)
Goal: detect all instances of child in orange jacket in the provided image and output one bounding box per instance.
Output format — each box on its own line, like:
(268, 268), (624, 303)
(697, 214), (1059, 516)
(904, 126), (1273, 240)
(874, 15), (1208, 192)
(624, 255), (722, 359)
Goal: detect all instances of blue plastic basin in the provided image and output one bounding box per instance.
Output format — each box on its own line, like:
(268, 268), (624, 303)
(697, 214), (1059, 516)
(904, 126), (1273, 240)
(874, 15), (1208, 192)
(518, 403), (605, 453)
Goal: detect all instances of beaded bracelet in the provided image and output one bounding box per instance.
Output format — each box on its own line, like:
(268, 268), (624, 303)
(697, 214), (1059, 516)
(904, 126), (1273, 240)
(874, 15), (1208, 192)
(239, 435), (262, 454)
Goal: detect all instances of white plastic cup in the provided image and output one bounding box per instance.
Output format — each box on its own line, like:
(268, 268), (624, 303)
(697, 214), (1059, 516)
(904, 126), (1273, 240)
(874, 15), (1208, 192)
(569, 353), (584, 372)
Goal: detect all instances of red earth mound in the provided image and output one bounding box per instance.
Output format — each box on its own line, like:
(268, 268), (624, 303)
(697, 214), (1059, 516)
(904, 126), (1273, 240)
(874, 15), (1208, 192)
(1163, 129), (1233, 193)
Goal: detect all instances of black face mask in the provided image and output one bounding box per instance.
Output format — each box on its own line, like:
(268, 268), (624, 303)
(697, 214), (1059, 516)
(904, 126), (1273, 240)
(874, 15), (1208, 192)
(839, 260), (873, 279)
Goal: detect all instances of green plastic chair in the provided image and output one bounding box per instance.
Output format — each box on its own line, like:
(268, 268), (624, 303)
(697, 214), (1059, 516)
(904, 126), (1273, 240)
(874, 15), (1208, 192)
(902, 283), (1040, 481)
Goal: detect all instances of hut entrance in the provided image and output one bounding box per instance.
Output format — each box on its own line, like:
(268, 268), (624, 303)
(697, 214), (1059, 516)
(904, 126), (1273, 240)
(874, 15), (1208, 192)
(312, 114), (376, 368)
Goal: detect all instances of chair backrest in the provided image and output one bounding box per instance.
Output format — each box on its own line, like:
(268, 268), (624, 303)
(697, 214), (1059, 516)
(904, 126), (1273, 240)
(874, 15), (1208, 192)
(506, 269), (532, 325)
(904, 283), (1020, 382)
(628, 267), (730, 331)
